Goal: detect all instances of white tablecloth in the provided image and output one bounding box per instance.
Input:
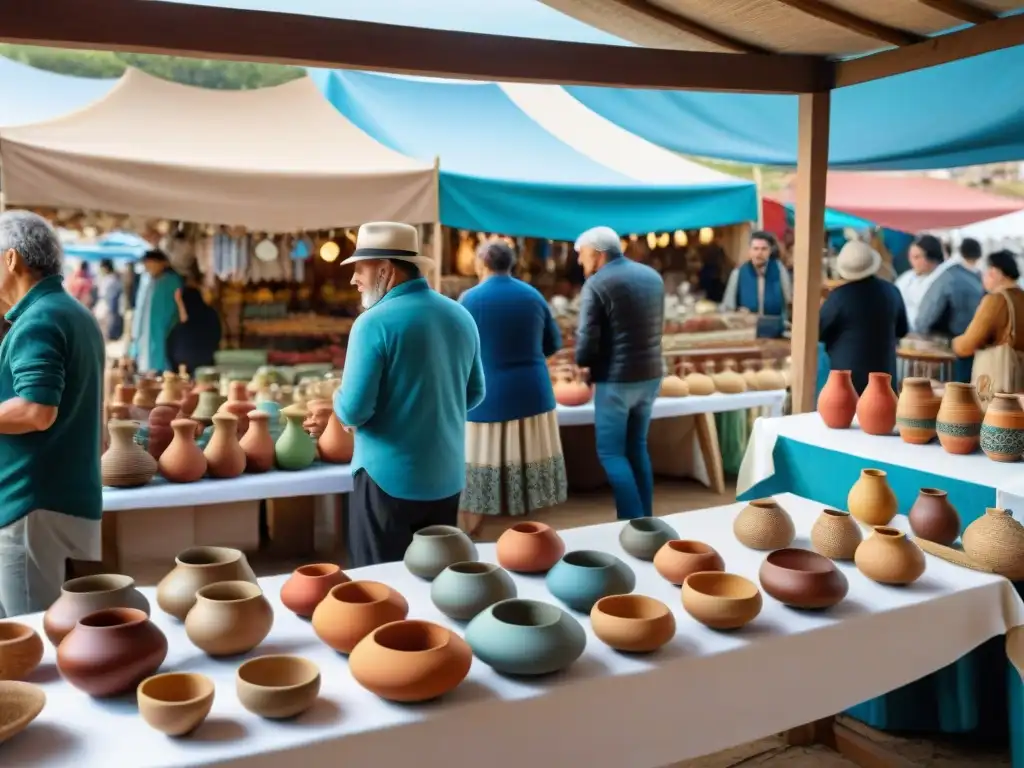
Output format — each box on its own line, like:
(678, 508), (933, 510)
(556, 389), (786, 426)
(10, 494), (1022, 768)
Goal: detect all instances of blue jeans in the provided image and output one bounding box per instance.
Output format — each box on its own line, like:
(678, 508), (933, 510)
(594, 378), (661, 520)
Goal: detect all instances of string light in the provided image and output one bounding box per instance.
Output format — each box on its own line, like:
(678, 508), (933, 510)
(699, 227), (715, 244)
(657, 232), (670, 249)
(319, 240), (341, 262)
(646, 232), (658, 250)
(673, 230), (688, 248)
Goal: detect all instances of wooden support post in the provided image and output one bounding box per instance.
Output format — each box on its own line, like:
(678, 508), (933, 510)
(790, 91), (830, 414)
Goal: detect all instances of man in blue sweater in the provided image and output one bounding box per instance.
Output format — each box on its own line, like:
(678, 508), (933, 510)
(336, 222), (485, 567)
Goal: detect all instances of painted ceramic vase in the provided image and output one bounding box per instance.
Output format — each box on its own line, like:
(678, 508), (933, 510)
(495, 521), (565, 573)
(758, 548), (848, 609)
(908, 488), (960, 546)
(146, 404), (181, 459)
(980, 392), (1024, 462)
(653, 540), (725, 586)
(936, 382), (983, 454)
(217, 381), (255, 439)
(275, 404), (317, 471)
(847, 468), (897, 527)
(318, 411), (354, 464)
(280, 563), (349, 618)
(854, 526), (926, 585)
(545, 550), (635, 613)
(43, 573), (151, 646)
(681, 572), (762, 630)
(430, 562), (517, 621)
(895, 377), (940, 445)
(57, 608), (167, 697)
(590, 595), (675, 653)
(659, 375), (689, 397)
(184, 581), (274, 656)
(156, 546), (258, 621)
(733, 498), (795, 550)
(465, 598), (586, 676)
(755, 359), (787, 391)
(681, 363), (716, 396)
(239, 411), (276, 473)
(962, 508), (1024, 580)
(158, 419), (208, 483)
(311, 581), (409, 654)
(618, 517), (678, 561)
(856, 372), (897, 435)
(190, 389), (225, 429)
(101, 420), (158, 488)
(817, 370), (858, 429)
(809, 509), (862, 561)
(204, 413), (247, 478)
(404, 525), (478, 580)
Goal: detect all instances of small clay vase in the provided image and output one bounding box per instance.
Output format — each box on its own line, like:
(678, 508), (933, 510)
(855, 526), (926, 585)
(101, 420), (158, 488)
(711, 360), (747, 394)
(158, 419), (208, 482)
(318, 410), (354, 464)
(896, 377), (940, 445)
(495, 521), (565, 573)
(817, 370), (858, 429)
(590, 594), (676, 653)
(276, 403), (317, 471)
(809, 509), (862, 561)
(733, 498), (795, 550)
(280, 563), (350, 618)
(659, 375), (689, 397)
(131, 379), (158, 420)
(184, 581), (274, 656)
(856, 372), (897, 435)
(936, 382), (983, 454)
(981, 392), (1024, 462)
(218, 380), (255, 439)
(847, 468), (897, 527)
(431, 562), (517, 621)
(239, 411), (276, 473)
(155, 372), (182, 406)
(204, 412), (247, 479)
(43, 573), (151, 646)
(755, 359), (787, 391)
(908, 488), (961, 546)
(961, 508), (1024, 580)
(0, 622), (44, 681)
(255, 401), (285, 442)
(619, 517), (678, 561)
(758, 549), (849, 609)
(404, 525), (478, 580)
(146, 404), (181, 460)
(190, 389), (225, 429)
(682, 362), (716, 396)
(653, 540), (725, 586)
(156, 546), (258, 621)
(311, 581), (409, 654)
(112, 383), (135, 410)
(741, 360), (761, 391)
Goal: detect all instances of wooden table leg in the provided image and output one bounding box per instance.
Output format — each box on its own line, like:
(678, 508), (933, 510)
(783, 717), (918, 768)
(695, 412), (726, 496)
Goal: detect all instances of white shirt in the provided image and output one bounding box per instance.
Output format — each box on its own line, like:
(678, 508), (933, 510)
(896, 268), (941, 333)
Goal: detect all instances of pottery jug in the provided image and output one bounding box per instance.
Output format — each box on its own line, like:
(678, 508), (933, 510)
(895, 377), (940, 444)
(156, 546), (258, 621)
(101, 421), (158, 488)
(936, 382), (983, 454)
(619, 517), (678, 561)
(280, 563), (349, 618)
(590, 594), (676, 653)
(755, 359), (787, 391)
(962, 508), (1024, 580)
(311, 581), (409, 654)
(809, 509), (862, 560)
(239, 411), (276, 473)
(682, 362), (716, 396)
(817, 370), (858, 429)
(758, 548), (848, 609)
(653, 539), (725, 585)
(854, 526), (926, 585)
(711, 360), (747, 394)
(856, 372), (897, 435)
(465, 598), (586, 676)
(275, 404), (317, 470)
(733, 498), (795, 550)
(204, 413), (247, 479)
(43, 573), (151, 646)
(847, 468), (897, 527)
(131, 379), (158, 419)
(908, 488), (960, 545)
(57, 607), (167, 697)
(404, 525), (478, 580)
(318, 410), (354, 464)
(741, 360), (761, 391)
(218, 381), (255, 439)
(431, 562), (517, 621)
(158, 418), (208, 482)
(495, 521), (565, 573)
(659, 375), (689, 398)
(190, 389), (225, 428)
(184, 581), (274, 656)
(546, 550), (636, 613)
(155, 372), (181, 406)
(255, 401), (285, 441)
(981, 393), (1024, 462)
(146, 404), (181, 460)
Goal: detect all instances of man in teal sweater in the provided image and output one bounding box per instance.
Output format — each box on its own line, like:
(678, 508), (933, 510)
(0, 211), (105, 617)
(336, 222), (484, 567)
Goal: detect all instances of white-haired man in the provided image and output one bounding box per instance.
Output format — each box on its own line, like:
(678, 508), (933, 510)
(574, 226), (665, 520)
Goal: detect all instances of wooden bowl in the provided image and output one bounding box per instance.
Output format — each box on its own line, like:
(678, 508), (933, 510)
(591, 595), (676, 653)
(236, 655), (320, 719)
(682, 572), (762, 630)
(137, 672), (215, 736)
(0, 681), (45, 744)
(0, 622), (44, 681)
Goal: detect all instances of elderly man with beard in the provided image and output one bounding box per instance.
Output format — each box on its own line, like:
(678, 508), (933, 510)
(335, 222), (485, 567)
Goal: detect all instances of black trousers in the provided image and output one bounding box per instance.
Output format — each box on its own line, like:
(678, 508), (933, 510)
(348, 469), (461, 568)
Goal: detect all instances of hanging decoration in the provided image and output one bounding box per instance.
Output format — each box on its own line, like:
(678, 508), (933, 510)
(673, 230), (688, 248)
(254, 236), (279, 263)
(699, 227), (715, 244)
(320, 230), (341, 263)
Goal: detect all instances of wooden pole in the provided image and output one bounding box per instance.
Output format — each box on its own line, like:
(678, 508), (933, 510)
(431, 156), (442, 290)
(790, 92), (830, 414)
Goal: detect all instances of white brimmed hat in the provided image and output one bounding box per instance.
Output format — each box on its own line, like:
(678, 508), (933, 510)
(341, 222), (434, 270)
(836, 240), (882, 282)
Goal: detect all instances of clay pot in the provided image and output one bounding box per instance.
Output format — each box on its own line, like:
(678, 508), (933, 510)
(758, 549), (849, 609)
(553, 378), (593, 407)
(659, 375), (689, 398)
(217, 381), (255, 439)
(112, 383), (135, 410)
(0, 622), (44, 681)
(156, 546), (258, 621)
(430, 562), (517, 621)
(276, 403), (317, 470)
(280, 563), (350, 618)
(741, 360), (761, 391)
(43, 573), (150, 646)
(896, 377), (940, 445)
(236, 655), (321, 719)
(908, 488), (960, 546)
(653, 540), (725, 586)
(682, 363), (716, 396)
(318, 410), (354, 464)
(158, 419), (208, 483)
(185, 581), (274, 656)
(101, 420), (157, 488)
(349, 620), (472, 702)
(465, 598), (586, 676)
(681, 572), (762, 630)
(404, 525), (478, 580)
(495, 521), (565, 573)
(146, 404), (181, 460)
(590, 594), (676, 653)
(709, 360), (746, 394)
(817, 370), (858, 429)
(190, 389), (225, 428)
(132, 380), (158, 419)
(311, 581), (409, 654)
(809, 509), (863, 561)
(137, 672), (215, 736)
(856, 372), (897, 435)
(546, 550), (636, 613)
(733, 498), (795, 550)
(981, 392), (1024, 462)
(847, 468), (897, 527)
(755, 359), (787, 391)
(204, 412), (247, 479)
(936, 382), (983, 454)
(961, 508), (1024, 580)
(0, 681), (45, 744)
(239, 411), (276, 473)
(619, 517), (678, 561)
(155, 372), (182, 406)
(855, 526), (926, 585)
(57, 607), (168, 697)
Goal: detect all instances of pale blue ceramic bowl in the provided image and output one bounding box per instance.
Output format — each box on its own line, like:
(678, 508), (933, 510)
(465, 598), (586, 676)
(545, 550), (635, 613)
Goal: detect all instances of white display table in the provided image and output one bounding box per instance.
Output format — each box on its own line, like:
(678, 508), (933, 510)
(554, 389), (786, 426)
(10, 494), (1022, 768)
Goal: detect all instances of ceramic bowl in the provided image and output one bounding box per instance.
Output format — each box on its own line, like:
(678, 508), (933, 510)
(137, 672), (215, 736)
(590, 594), (676, 653)
(236, 655), (321, 719)
(652, 540), (725, 586)
(496, 522), (565, 573)
(465, 598), (586, 676)
(431, 562), (517, 621)
(545, 550), (636, 613)
(681, 572), (762, 630)
(618, 518), (678, 561)
(0, 681), (45, 744)
(758, 548), (849, 609)
(0, 622), (44, 681)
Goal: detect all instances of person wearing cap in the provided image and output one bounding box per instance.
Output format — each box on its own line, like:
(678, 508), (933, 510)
(574, 226), (664, 520)
(820, 240), (909, 394)
(128, 248), (183, 374)
(336, 222), (485, 567)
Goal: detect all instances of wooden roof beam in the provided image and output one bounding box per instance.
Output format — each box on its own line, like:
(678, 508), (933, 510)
(608, 0), (771, 53)
(774, 0), (925, 46)
(912, 0), (998, 25)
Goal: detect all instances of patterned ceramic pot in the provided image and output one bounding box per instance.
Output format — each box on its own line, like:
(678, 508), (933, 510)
(980, 393), (1024, 462)
(961, 508), (1024, 580)
(733, 499), (795, 551)
(809, 509), (863, 561)
(936, 383), (983, 455)
(895, 377), (940, 445)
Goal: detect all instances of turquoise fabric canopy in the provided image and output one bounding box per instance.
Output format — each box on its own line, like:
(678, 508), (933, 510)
(310, 69), (757, 241)
(63, 232), (151, 262)
(0, 57), (117, 127)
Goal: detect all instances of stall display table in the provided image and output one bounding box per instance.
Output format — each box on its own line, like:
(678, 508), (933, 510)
(554, 389), (786, 426)
(9, 494), (1022, 767)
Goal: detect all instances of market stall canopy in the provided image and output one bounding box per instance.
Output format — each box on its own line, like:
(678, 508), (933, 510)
(311, 69), (757, 241)
(62, 231), (152, 262)
(0, 68), (437, 231)
(0, 56), (118, 127)
(935, 208), (1024, 256)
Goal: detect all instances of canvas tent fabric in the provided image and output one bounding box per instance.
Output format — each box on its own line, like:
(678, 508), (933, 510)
(63, 232), (151, 262)
(0, 56), (117, 127)
(311, 69), (757, 241)
(0, 68), (437, 231)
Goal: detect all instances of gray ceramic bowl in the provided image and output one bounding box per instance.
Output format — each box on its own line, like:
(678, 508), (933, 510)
(465, 599), (585, 676)
(618, 518), (678, 560)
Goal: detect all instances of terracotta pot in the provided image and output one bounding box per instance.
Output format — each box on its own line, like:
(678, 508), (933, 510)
(659, 375), (689, 398)
(146, 404), (181, 460)
(653, 540), (725, 586)
(236, 655), (320, 719)
(349, 620), (472, 702)
(239, 411), (276, 473)
(854, 526), (926, 585)
(755, 359), (787, 391)
(190, 389), (225, 428)
(817, 370), (858, 429)
(590, 594), (676, 653)
(156, 546), (258, 621)
(155, 372), (182, 407)
(908, 488), (960, 546)
(981, 392), (1024, 462)
(430, 562), (517, 621)
(318, 410), (354, 464)
(275, 403), (317, 470)
(137, 672), (215, 736)
(710, 360), (747, 394)
(280, 563), (350, 618)
(311, 581), (409, 654)
(741, 360), (761, 391)
(681, 572), (762, 630)
(185, 581), (274, 656)
(57, 607), (167, 697)
(553, 379), (593, 407)
(101, 420), (158, 488)
(404, 525), (478, 580)
(132, 379), (158, 419)
(619, 517), (678, 561)
(961, 508), (1024, 580)
(218, 380), (255, 439)
(682, 363), (716, 396)
(856, 372), (897, 435)
(204, 412), (247, 479)
(936, 382), (983, 455)
(847, 468), (897, 527)
(0, 622), (44, 681)
(43, 573), (150, 646)
(758, 548), (849, 609)
(158, 418), (208, 483)
(896, 377), (940, 445)
(733, 498), (795, 550)
(112, 383), (135, 409)
(495, 521), (565, 573)
(809, 509), (863, 561)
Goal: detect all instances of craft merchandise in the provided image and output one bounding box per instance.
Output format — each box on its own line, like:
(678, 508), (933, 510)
(430, 562), (517, 621)
(204, 412), (247, 478)
(709, 360), (747, 394)
(311, 581), (409, 654)
(907, 489), (961, 546)
(980, 392), (1024, 461)
(275, 404), (317, 470)
(546, 550), (636, 612)
(495, 521), (565, 573)
(758, 549), (848, 609)
(158, 418), (208, 482)
(0, 622), (43, 681)
(733, 498), (795, 550)
(404, 525), (478, 580)
(464, 598), (586, 675)
(809, 509), (862, 560)
(856, 372), (897, 435)
(184, 581), (273, 656)
(0, 681), (45, 744)
(239, 410), (276, 472)
(280, 563), (350, 618)
(935, 382), (983, 454)
(43, 573), (151, 646)
(847, 469), (897, 527)
(895, 377), (940, 444)
(101, 420), (158, 488)
(755, 359), (786, 390)
(146, 404), (181, 459)
(961, 508), (1024, 580)
(816, 369), (858, 429)
(156, 546), (258, 621)
(552, 366), (593, 407)
(681, 362), (716, 395)
(681, 572), (762, 630)
(659, 374), (689, 397)
(618, 517), (678, 561)
(318, 409), (354, 464)
(741, 360), (761, 391)
(590, 595), (676, 653)
(137, 672), (215, 736)
(219, 380), (256, 439)
(236, 655), (321, 719)
(652, 540), (725, 586)
(854, 527), (926, 585)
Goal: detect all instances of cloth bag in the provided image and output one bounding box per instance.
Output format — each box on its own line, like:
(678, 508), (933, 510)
(971, 290), (1024, 407)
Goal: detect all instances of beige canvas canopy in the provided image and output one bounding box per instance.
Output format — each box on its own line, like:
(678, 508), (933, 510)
(0, 68), (438, 231)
